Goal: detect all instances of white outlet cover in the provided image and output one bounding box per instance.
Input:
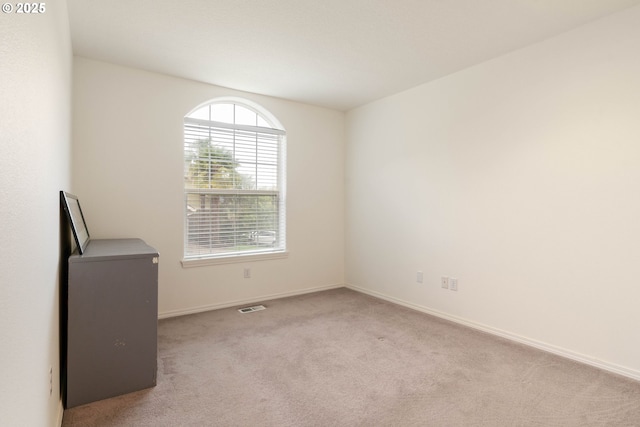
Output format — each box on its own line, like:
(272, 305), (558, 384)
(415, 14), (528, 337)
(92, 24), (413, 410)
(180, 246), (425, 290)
(450, 278), (458, 291)
(441, 277), (449, 289)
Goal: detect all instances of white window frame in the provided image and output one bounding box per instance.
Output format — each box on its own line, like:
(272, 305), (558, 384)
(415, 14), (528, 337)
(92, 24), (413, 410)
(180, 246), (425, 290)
(181, 98), (287, 267)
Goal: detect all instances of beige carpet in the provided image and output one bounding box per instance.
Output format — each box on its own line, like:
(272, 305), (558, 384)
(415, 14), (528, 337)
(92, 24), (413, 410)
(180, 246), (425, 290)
(62, 287), (640, 426)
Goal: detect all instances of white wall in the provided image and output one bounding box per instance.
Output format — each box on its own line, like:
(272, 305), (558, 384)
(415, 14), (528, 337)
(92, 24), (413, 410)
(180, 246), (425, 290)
(346, 5), (640, 378)
(72, 58), (345, 316)
(0, 1), (72, 425)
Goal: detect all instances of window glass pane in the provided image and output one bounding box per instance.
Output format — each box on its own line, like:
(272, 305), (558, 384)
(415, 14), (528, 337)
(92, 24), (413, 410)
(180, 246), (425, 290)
(210, 103), (234, 124)
(256, 164), (278, 190)
(235, 105), (258, 126)
(185, 193), (279, 257)
(257, 116), (271, 128)
(189, 106), (210, 120)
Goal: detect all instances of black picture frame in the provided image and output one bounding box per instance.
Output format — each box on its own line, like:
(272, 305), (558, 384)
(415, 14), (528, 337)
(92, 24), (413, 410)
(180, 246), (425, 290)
(60, 191), (90, 254)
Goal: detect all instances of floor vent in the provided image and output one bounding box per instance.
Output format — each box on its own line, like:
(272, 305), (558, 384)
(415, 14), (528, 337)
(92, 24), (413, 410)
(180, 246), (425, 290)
(238, 305), (266, 314)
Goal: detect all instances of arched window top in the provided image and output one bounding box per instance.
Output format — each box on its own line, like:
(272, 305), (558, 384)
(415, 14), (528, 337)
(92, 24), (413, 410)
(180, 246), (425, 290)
(186, 97), (284, 132)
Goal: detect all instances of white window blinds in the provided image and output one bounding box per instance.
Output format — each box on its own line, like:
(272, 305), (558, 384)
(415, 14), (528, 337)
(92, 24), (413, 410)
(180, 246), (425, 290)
(183, 103), (286, 260)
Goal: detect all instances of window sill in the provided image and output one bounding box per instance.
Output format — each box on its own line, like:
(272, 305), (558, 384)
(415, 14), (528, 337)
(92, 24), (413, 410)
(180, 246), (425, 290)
(181, 250), (289, 268)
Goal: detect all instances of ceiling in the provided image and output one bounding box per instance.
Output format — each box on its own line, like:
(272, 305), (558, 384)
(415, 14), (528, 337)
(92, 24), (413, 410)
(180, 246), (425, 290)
(67, 0), (640, 111)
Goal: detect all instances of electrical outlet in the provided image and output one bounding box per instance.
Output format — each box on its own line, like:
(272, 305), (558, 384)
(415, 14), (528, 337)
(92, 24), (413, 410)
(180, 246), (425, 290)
(243, 268), (251, 279)
(450, 278), (458, 291)
(416, 271), (423, 283)
(441, 276), (449, 289)
(49, 366), (53, 396)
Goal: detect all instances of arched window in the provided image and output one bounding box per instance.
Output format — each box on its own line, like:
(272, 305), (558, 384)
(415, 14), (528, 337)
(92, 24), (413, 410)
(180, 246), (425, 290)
(183, 99), (286, 262)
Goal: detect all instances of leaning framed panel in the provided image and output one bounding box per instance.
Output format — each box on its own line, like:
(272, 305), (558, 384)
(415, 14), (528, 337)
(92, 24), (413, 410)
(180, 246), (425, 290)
(60, 191), (90, 254)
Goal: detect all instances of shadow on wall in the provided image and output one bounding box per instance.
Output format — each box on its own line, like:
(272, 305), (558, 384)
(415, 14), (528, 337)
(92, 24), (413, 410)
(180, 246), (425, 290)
(59, 192), (73, 405)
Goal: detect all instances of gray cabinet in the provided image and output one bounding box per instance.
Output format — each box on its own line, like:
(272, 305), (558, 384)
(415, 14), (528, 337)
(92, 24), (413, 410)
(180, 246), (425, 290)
(66, 238), (159, 408)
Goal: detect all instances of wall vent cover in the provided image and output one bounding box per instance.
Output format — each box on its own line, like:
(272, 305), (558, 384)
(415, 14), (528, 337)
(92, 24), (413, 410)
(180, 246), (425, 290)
(238, 305), (266, 314)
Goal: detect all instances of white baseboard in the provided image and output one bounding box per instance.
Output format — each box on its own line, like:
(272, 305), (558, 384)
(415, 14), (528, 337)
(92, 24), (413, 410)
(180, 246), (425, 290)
(158, 283), (344, 319)
(346, 283), (640, 382)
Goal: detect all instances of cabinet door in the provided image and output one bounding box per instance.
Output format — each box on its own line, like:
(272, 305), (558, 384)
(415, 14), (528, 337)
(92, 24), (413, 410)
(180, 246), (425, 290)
(66, 255), (158, 408)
